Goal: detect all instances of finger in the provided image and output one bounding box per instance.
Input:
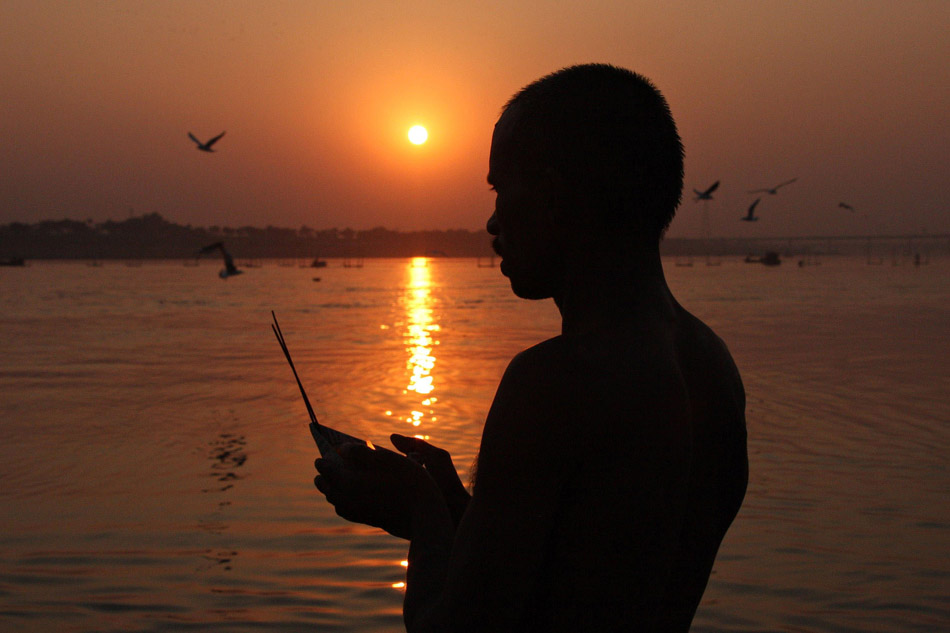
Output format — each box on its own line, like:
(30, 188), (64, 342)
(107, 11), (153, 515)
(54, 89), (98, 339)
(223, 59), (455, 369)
(315, 457), (337, 476)
(391, 434), (459, 478)
(315, 457), (345, 487)
(314, 472), (342, 496)
(315, 474), (345, 506)
(392, 434), (453, 466)
(390, 433), (413, 451)
(391, 433), (437, 457)
(390, 433), (416, 455)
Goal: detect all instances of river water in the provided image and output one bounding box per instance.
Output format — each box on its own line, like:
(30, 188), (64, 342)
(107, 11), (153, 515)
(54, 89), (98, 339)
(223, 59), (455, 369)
(0, 256), (947, 632)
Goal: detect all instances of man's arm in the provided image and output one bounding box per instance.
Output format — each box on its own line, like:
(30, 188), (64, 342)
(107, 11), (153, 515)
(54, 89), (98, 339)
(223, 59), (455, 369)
(403, 343), (575, 631)
(391, 433), (471, 527)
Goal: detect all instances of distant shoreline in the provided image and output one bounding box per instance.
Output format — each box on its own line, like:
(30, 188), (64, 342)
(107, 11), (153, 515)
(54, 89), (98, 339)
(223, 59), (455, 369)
(1, 213), (946, 259)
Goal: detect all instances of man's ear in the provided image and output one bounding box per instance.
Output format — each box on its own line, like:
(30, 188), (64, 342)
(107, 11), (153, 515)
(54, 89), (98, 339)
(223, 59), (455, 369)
(545, 177), (589, 234)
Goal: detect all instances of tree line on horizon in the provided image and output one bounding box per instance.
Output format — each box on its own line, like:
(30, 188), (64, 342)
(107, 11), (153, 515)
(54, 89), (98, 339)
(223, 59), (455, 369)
(0, 213), (496, 260)
(3, 213), (935, 261)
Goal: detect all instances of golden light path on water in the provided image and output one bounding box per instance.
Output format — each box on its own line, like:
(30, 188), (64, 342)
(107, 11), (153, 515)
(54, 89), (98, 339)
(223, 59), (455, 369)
(405, 257), (439, 425)
(392, 256), (440, 589)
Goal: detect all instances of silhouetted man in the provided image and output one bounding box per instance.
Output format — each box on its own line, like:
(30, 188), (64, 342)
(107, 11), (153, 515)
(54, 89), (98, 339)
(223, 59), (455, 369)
(315, 63), (748, 632)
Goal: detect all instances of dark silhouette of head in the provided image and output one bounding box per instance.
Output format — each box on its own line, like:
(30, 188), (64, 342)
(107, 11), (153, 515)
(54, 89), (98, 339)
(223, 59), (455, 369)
(500, 63), (684, 246)
(488, 64), (683, 299)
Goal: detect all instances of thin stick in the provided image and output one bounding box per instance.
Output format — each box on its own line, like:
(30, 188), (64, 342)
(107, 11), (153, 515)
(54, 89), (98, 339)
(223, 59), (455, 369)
(271, 311), (318, 426)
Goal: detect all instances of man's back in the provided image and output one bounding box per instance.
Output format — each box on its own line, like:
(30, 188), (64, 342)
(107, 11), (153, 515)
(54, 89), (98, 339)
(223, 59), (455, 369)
(503, 302), (746, 631)
(659, 303), (747, 630)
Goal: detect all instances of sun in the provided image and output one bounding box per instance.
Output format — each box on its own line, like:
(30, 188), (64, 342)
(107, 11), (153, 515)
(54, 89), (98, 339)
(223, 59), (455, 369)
(408, 125), (428, 145)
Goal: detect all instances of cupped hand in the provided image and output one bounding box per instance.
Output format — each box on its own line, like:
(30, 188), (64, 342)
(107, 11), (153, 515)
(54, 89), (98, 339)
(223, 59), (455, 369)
(390, 434), (471, 526)
(314, 443), (441, 540)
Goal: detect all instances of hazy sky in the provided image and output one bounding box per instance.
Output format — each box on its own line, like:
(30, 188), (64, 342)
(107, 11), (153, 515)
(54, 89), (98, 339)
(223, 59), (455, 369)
(2, 1), (947, 238)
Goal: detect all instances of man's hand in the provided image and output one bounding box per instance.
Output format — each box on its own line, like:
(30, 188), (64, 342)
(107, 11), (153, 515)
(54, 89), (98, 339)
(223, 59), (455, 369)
(314, 443), (443, 540)
(391, 434), (471, 527)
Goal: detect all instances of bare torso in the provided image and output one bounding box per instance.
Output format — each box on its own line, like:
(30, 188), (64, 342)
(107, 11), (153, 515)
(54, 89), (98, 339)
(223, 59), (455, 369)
(464, 300), (747, 632)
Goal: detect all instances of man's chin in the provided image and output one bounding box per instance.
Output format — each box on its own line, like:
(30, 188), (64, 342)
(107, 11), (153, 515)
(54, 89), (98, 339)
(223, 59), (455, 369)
(509, 277), (552, 300)
(499, 260), (552, 299)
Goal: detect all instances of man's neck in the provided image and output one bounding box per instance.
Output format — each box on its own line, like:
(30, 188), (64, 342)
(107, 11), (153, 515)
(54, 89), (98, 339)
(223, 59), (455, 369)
(554, 245), (675, 336)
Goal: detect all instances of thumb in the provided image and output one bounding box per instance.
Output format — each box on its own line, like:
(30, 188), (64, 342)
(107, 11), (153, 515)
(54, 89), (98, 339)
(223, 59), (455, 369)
(391, 433), (430, 456)
(392, 434), (461, 488)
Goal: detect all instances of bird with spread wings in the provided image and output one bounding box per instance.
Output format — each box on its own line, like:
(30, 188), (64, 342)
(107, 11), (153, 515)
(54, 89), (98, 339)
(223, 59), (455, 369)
(197, 241), (242, 279)
(188, 131), (226, 152)
(693, 180), (720, 201)
(741, 198), (761, 222)
(748, 178), (798, 195)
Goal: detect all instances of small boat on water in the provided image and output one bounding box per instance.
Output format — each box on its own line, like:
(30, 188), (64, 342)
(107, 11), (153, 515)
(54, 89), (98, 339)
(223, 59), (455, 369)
(0, 257), (26, 267)
(310, 257), (327, 268)
(744, 251), (781, 266)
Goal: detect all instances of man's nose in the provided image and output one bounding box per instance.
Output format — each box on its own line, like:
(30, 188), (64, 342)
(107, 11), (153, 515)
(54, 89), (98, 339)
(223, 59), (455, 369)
(486, 212), (499, 235)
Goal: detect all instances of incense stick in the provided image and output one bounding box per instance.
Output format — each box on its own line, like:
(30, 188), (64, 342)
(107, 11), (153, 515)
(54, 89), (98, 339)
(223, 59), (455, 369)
(271, 310), (318, 426)
(272, 311), (368, 459)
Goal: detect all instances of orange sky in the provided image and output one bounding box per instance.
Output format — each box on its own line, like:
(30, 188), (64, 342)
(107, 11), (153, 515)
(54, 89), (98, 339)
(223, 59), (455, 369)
(1, 1), (947, 238)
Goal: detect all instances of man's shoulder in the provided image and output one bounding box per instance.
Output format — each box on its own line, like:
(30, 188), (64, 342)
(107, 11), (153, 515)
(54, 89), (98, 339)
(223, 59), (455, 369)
(509, 335), (573, 371)
(477, 337), (579, 473)
(673, 306), (744, 399)
(674, 305), (733, 358)
(486, 337), (578, 434)
(496, 336), (577, 407)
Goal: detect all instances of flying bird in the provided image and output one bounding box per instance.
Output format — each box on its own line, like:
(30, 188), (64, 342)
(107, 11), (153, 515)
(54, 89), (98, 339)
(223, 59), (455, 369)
(197, 241), (242, 278)
(748, 177), (798, 195)
(188, 131), (226, 152)
(838, 202), (855, 212)
(693, 180), (720, 201)
(741, 198), (761, 222)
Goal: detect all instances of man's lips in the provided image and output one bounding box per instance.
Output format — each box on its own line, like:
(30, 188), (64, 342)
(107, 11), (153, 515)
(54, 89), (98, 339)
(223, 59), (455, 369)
(491, 240), (510, 275)
(491, 239), (504, 258)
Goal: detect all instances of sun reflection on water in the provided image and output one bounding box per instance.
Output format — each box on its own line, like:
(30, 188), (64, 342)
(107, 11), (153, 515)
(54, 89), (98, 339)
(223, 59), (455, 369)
(393, 257), (441, 591)
(402, 257), (440, 430)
